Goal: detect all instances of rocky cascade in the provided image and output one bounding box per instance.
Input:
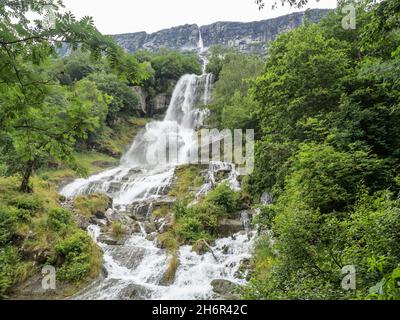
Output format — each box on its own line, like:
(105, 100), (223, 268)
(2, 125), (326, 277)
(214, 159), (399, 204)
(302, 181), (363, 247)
(59, 39), (256, 299)
(113, 9), (330, 55)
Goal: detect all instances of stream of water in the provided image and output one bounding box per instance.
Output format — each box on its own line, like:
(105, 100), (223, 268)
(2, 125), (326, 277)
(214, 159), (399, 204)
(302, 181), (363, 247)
(60, 29), (255, 300)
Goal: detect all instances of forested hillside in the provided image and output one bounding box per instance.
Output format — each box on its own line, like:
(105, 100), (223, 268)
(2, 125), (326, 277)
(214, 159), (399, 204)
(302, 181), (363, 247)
(0, 0), (399, 300)
(0, 1), (200, 298)
(206, 0), (400, 299)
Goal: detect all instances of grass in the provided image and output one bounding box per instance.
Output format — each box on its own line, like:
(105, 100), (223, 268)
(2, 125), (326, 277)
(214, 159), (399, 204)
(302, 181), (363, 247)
(110, 221), (126, 240)
(152, 206), (170, 219)
(0, 175), (103, 298)
(73, 193), (111, 218)
(252, 235), (276, 280)
(158, 230), (179, 253)
(168, 165), (205, 199)
(164, 253), (179, 283)
(37, 151), (119, 186)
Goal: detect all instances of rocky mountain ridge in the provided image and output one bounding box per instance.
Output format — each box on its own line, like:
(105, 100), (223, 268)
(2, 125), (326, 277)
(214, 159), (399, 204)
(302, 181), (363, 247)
(113, 9), (330, 55)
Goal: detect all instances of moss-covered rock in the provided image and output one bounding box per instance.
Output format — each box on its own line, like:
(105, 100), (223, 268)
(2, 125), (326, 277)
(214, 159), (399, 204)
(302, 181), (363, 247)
(73, 193), (113, 219)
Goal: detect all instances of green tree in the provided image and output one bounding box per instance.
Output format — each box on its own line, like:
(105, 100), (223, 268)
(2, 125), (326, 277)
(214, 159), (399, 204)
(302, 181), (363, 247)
(88, 72), (139, 126)
(207, 51), (263, 129)
(0, 0), (117, 192)
(0, 80), (108, 192)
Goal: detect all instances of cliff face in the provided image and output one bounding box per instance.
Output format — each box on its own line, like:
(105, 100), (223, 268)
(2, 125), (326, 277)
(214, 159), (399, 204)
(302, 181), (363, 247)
(113, 9), (330, 55)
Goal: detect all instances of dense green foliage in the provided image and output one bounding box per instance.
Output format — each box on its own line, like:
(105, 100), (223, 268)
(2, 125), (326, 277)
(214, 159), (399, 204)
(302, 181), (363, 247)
(134, 49), (201, 95)
(230, 0), (400, 300)
(0, 0), (200, 298)
(206, 49), (263, 131)
(0, 176), (103, 298)
(0, 0), (201, 192)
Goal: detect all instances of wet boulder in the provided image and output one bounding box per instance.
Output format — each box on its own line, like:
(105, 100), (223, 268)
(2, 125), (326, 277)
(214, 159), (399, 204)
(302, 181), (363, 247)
(211, 279), (240, 300)
(216, 219), (244, 237)
(73, 193), (113, 219)
(117, 283), (152, 300)
(128, 197), (176, 220)
(74, 214), (89, 230)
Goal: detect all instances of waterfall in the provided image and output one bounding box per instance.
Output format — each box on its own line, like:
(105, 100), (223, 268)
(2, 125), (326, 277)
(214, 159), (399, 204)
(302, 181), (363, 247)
(61, 40), (255, 300)
(61, 71), (213, 205)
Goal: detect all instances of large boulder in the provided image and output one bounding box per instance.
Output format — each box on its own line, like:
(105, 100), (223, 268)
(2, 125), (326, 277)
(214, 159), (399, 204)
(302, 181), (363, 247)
(211, 279), (240, 300)
(154, 93), (171, 113)
(128, 196), (175, 220)
(116, 283), (152, 300)
(216, 219), (243, 237)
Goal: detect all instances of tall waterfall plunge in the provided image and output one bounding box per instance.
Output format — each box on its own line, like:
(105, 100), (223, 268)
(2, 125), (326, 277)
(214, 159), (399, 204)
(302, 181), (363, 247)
(61, 31), (255, 300)
(61, 73), (213, 205)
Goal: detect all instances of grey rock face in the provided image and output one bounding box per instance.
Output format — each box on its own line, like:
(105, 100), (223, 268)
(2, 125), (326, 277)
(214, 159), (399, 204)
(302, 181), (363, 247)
(154, 93), (171, 112)
(217, 219), (244, 237)
(132, 86), (147, 114)
(210, 279), (240, 300)
(112, 9), (329, 55)
(114, 24), (199, 53)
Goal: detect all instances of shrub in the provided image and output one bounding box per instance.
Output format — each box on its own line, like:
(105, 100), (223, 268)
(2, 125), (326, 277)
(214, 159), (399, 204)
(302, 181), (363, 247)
(193, 202), (222, 231)
(175, 214), (214, 244)
(13, 208), (32, 222)
(204, 182), (240, 215)
(173, 194), (228, 244)
(253, 205), (276, 230)
(8, 194), (43, 213)
(55, 230), (101, 282)
(0, 246), (20, 298)
(0, 205), (17, 246)
(73, 193), (111, 218)
(46, 208), (73, 232)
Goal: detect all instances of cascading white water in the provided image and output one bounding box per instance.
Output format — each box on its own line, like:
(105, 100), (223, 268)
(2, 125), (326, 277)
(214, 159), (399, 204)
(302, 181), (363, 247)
(62, 28), (254, 300)
(61, 72), (212, 206)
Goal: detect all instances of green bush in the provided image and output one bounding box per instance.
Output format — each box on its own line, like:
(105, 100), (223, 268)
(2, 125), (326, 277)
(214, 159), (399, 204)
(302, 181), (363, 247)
(13, 208), (32, 222)
(254, 205), (276, 230)
(0, 246), (20, 298)
(174, 201), (223, 243)
(0, 205), (17, 246)
(8, 194), (43, 213)
(176, 216), (213, 243)
(54, 230), (100, 282)
(46, 208), (73, 232)
(204, 182), (240, 216)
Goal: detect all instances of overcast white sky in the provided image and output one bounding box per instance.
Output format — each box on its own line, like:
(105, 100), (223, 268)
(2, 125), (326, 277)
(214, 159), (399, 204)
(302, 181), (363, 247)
(61, 0), (338, 35)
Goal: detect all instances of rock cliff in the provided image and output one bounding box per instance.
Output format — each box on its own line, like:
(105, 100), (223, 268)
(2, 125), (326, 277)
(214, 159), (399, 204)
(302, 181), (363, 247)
(112, 9), (330, 55)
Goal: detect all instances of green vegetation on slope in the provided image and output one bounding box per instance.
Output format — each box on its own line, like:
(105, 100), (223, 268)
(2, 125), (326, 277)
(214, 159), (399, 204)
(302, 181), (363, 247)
(207, 0), (400, 300)
(246, 1), (400, 300)
(0, 176), (103, 298)
(0, 1), (201, 299)
(159, 165), (242, 254)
